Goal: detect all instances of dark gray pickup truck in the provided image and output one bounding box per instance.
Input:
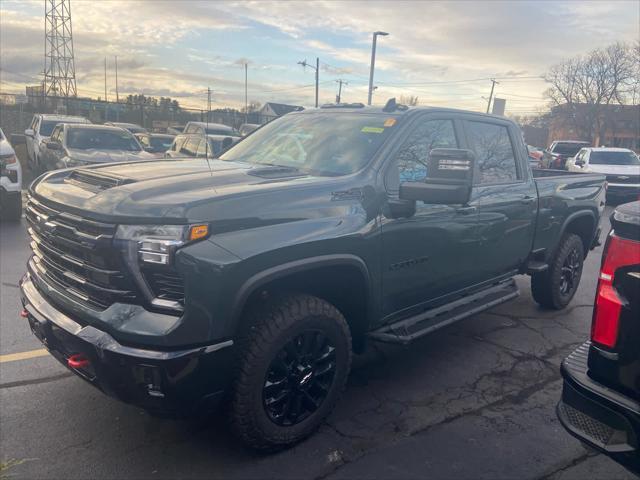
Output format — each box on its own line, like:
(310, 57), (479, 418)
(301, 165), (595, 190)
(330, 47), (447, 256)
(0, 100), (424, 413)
(20, 102), (606, 449)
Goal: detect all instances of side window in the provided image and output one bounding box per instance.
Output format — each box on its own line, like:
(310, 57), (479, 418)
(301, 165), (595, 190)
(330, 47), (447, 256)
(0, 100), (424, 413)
(34, 118), (40, 133)
(386, 119), (458, 194)
(181, 137), (200, 156)
(196, 139), (211, 157)
(184, 124), (196, 134)
(51, 126), (62, 143)
(171, 135), (187, 152)
(466, 122), (519, 184)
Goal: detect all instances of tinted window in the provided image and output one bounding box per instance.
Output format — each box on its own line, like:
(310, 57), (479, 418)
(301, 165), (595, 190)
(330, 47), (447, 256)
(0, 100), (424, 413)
(220, 113), (397, 176)
(552, 143), (589, 156)
(467, 122), (518, 184)
(39, 120), (61, 136)
(66, 128), (142, 151)
(389, 119), (458, 190)
(589, 151), (639, 165)
(149, 136), (174, 152)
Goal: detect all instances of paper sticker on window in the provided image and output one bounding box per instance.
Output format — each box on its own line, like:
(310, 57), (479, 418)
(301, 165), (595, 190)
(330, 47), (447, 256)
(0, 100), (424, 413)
(361, 126), (385, 133)
(384, 118), (396, 127)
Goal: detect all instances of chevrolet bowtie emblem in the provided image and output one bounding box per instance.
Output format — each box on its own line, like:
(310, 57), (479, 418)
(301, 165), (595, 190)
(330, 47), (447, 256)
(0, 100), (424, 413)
(618, 176), (629, 180)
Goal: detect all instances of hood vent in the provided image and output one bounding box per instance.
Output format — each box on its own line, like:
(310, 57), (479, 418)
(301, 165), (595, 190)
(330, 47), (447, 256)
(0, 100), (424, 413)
(247, 165), (306, 179)
(65, 169), (136, 192)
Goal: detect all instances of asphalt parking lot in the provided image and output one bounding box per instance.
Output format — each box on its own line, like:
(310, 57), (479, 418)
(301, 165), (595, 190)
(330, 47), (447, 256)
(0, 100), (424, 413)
(0, 203), (636, 480)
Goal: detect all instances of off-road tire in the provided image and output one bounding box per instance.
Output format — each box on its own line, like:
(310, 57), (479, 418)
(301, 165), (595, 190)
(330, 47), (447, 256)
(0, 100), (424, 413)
(0, 193), (22, 222)
(531, 233), (584, 310)
(230, 293), (352, 451)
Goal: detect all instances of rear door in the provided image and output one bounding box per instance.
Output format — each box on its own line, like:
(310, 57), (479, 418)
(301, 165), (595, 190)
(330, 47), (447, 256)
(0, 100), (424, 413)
(463, 118), (537, 281)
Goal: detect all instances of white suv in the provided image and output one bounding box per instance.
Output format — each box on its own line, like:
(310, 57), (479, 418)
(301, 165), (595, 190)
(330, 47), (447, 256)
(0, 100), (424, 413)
(24, 114), (90, 171)
(0, 128), (23, 221)
(568, 147), (640, 199)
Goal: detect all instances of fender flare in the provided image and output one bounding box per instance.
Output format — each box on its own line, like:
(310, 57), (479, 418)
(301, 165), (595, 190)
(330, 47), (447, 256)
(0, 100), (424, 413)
(230, 254), (373, 324)
(555, 210), (598, 256)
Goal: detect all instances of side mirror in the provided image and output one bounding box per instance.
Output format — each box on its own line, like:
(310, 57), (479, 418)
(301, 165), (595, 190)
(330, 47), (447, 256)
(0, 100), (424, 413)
(575, 160), (584, 167)
(400, 148), (475, 205)
(46, 141), (62, 150)
(24, 129), (34, 137)
(10, 134), (26, 145)
(143, 146), (154, 153)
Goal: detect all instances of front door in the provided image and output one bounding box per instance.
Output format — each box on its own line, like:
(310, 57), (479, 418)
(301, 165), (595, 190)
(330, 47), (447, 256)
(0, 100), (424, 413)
(463, 119), (537, 281)
(380, 116), (480, 320)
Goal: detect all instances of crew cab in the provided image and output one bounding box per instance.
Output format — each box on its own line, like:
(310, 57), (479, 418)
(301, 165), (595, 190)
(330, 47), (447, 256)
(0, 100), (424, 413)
(558, 201), (640, 475)
(20, 102), (606, 450)
(24, 114), (90, 171)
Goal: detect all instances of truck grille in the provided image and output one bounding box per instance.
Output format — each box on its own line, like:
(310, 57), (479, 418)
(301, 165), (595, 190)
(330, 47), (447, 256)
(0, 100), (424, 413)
(606, 174), (640, 184)
(25, 196), (140, 311)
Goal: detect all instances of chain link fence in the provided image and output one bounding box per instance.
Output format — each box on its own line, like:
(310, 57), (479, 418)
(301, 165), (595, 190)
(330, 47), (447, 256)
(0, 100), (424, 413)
(0, 95), (274, 136)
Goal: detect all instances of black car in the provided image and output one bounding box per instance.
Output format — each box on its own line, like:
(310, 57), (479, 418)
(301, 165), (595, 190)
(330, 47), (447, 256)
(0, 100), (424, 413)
(558, 201), (640, 475)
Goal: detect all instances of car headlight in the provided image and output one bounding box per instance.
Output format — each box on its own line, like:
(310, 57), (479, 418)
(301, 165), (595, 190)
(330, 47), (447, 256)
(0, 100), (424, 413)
(115, 224), (209, 311)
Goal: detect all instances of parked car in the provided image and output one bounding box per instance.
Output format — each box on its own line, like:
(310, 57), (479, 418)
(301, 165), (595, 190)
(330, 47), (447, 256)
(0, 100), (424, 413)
(134, 133), (175, 158)
(567, 147), (640, 200)
(21, 103), (606, 450)
(0, 127), (22, 221)
(24, 114), (90, 171)
(541, 140), (591, 169)
(184, 121), (240, 137)
(165, 133), (240, 159)
(39, 124), (153, 171)
(239, 123), (261, 136)
(558, 200), (640, 475)
(104, 122), (148, 135)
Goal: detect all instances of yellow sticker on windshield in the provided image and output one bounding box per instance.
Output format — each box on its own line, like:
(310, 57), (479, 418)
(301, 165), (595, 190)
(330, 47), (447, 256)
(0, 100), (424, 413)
(384, 118), (396, 127)
(361, 126), (385, 133)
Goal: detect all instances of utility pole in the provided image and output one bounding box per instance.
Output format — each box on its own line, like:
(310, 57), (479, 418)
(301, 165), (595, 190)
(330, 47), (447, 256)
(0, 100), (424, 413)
(115, 56), (119, 103)
(336, 79), (348, 103)
(486, 78), (498, 113)
(104, 57), (107, 101)
(244, 62), (248, 123)
(368, 31), (389, 105)
(297, 58), (320, 107)
(207, 87), (211, 124)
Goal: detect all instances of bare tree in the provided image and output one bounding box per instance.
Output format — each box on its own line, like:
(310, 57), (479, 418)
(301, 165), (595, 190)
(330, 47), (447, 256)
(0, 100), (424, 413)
(399, 95), (419, 106)
(544, 42), (636, 143)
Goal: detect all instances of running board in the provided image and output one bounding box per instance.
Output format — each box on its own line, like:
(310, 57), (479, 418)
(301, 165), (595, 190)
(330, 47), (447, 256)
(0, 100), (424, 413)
(368, 279), (519, 344)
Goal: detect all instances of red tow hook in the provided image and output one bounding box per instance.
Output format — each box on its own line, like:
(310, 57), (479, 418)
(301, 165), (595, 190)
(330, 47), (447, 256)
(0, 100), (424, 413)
(67, 353), (90, 369)
(20, 309), (29, 318)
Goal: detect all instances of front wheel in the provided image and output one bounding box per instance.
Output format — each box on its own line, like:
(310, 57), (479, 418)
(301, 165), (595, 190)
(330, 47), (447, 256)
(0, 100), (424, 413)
(230, 294), (352, 450)
(531, 233), (584, 310)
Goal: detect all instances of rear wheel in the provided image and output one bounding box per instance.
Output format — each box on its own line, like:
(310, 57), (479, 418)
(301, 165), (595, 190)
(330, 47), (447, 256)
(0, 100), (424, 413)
(230, 294), (352, 450)
(531, 233), (584, 309)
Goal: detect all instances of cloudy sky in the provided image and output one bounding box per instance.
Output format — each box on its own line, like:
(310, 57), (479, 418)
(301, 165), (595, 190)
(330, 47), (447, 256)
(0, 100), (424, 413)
(1, 0), (638, 114)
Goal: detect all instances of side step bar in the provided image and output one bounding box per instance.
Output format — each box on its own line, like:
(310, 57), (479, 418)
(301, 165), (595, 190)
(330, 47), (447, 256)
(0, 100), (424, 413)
(368, 279), (519, 344)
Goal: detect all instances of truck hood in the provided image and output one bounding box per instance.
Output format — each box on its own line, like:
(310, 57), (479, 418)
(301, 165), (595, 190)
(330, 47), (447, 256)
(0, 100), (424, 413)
(67, 148), (154, 164)
(31, 158), (347, 224)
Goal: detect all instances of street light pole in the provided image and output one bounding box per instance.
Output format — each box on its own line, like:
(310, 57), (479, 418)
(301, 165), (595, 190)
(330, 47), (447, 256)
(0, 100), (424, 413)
(297, 58), (320, 108)
(368, 31), (388, 105)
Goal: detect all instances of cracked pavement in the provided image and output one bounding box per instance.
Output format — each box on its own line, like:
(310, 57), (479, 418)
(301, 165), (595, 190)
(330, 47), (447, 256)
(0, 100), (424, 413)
(1, 206), (636, 479)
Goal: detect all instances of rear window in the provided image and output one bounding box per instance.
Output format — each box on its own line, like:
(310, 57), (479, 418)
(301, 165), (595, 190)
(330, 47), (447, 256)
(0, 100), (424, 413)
(149, 136), (174, 151)
(590, 151), (640, 165)
(552, 143), (589, 156)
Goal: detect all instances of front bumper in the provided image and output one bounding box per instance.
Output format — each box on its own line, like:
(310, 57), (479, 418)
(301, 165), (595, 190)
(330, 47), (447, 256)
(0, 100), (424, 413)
(20, 274), (235, 416)
(558, 342), (640, 474)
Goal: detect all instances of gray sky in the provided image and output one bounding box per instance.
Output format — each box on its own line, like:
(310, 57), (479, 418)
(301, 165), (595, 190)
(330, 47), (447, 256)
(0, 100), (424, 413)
(1, 0), (638, 113)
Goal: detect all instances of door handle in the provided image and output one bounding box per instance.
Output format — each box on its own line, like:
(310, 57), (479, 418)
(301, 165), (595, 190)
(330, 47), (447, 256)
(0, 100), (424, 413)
(520, 196), (535, 204)
(456, 206), (477, 215)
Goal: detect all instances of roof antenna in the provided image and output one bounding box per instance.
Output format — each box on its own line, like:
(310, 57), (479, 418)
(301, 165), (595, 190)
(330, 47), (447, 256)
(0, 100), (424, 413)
(205, 87), (213, 176)
(383, 97), (397, 112)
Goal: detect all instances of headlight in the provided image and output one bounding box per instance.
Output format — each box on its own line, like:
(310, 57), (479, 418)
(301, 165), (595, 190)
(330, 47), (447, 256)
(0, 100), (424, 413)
(0, 153), (17, 165)
(115, 224), (209, 311)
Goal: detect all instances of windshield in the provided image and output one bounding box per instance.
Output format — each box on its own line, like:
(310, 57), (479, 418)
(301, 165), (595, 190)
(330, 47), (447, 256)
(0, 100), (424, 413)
(150, 136), (174, 151)
(205, 126), (238, 136)
(220, 113), (397, 176)
(40, 120), (78, 136)
(552, 143), (588, 156)
(67, 128), (142, 151)
(590, 151), (640, 165)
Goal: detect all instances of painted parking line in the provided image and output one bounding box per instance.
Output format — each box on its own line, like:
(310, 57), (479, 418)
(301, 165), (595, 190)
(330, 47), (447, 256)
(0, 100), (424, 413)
(0, 349), (49, 363)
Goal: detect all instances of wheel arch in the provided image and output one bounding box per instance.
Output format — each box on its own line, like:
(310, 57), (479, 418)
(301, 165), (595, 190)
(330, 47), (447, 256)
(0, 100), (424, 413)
(231, 255), (374, 352)
(558, 210), (597, 257)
